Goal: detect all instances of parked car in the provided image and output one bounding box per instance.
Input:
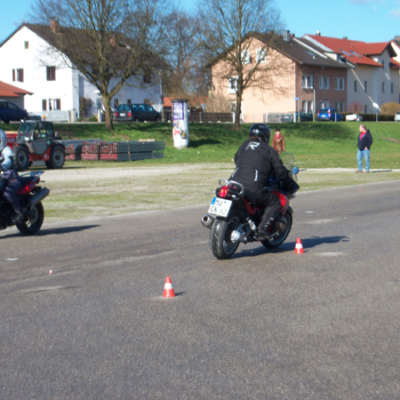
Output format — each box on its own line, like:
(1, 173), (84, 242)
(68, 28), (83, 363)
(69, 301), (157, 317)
(0, 100), (29, 123)
(346, 113), (363, 122)
(280, 112), (313, 123)
(114, 103), (162, 122)
(394, 111), (400, 122)
(317, 108), (343, 122)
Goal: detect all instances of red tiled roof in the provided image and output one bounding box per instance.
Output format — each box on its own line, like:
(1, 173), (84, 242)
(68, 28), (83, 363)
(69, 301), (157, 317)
(390, 58), (400, 68)
(0, 81), (33, 97)
(305, 35), (393, 67)
(163, 97), (172, 107)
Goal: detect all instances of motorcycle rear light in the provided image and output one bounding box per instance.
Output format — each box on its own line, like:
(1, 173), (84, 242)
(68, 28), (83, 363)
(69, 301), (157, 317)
(219, 185), (229, 198)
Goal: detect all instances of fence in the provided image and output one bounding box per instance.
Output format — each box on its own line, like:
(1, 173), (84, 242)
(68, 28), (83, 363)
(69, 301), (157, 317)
(162, 111), (233, 123)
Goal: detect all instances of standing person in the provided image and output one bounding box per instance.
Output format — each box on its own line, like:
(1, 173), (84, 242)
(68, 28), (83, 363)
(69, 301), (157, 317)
(0, 129), (24, 223)
(356, 124), (373, 173)
(230, 124), (291, 238)
(271, 128), (286, 155)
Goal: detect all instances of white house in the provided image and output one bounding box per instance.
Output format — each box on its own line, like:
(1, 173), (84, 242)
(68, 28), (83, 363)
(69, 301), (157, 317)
(0, 24), (162, 121)
(303, 34), (400, 113)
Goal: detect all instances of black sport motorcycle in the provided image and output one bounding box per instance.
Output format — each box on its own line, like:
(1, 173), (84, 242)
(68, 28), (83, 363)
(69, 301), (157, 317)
(0, 171), (50, 235)
(201, 153), (299, 259)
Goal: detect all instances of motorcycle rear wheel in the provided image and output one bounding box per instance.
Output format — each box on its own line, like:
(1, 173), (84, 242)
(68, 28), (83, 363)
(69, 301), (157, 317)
(210, 213), (241, 259)
(262, 211), (292, 249)
(16, 202), (44, 235)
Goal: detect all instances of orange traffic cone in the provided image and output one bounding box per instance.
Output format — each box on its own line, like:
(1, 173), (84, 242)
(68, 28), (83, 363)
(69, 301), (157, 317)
(295, 238), (304, 254)
(163, 276), (176, 298)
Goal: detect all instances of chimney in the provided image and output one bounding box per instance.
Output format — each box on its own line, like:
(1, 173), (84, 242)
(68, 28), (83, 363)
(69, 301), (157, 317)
(315, 31), (321, 36)
(343, 36), (348, 40)
(283, 30), (291, 42)
(50, 20), (60, 34)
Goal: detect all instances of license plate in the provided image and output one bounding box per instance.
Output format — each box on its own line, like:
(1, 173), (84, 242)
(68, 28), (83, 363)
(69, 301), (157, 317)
(120, 113), (126, 116)
(208, 197), (232, 217)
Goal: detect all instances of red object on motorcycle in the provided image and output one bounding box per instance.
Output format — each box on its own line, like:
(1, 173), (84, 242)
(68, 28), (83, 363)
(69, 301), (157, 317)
(163, 276), (176, 298)
(219, 185), (229, 198)
(295, 238), (304, 254)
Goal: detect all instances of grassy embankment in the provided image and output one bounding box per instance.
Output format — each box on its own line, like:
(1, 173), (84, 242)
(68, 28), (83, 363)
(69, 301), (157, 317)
(3, 120), (400, 168)
(1, 121), (400, 222)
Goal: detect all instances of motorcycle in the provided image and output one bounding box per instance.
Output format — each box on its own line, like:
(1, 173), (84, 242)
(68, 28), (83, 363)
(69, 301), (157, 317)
(201, 153), (300, 259)
(0, 170), (50, 235)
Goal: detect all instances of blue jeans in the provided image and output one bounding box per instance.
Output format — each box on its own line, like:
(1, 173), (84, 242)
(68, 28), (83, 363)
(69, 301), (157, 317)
(357, 149), (370, 171)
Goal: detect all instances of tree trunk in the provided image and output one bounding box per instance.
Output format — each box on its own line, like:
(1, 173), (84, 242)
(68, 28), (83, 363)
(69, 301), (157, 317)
(235, 91), (242, 128)
(103, 95), (114, 131)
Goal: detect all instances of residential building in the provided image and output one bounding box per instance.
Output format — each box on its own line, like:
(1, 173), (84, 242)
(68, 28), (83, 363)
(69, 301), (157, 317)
(210, 31), (351, 123)
(303, 34), (400, 113)
(0, 24), (162, 121)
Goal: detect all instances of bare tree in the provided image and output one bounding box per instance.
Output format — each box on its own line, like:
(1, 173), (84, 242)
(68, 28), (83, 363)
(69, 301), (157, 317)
(30, 0), (169, 130)
(197, 0), (285, 127)
(163, 12), (209, 99)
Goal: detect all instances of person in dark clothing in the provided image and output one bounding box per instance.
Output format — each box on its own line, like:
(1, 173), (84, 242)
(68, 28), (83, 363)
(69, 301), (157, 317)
(356, 124), (373, 173)
(230, 124), (290, 238)
(0, 129), (23, 223)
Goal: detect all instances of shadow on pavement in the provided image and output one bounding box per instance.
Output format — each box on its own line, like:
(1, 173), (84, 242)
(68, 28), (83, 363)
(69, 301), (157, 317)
(0, 224), (100, 239)
(231, 235), (350, 258)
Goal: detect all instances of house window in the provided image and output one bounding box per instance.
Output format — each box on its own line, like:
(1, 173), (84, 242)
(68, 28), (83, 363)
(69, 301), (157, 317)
(335, 77), (345, 90)
(47, 66), (56, 81)
(364, 81), (368, 92)
(17, 69), (24, 82)
(364, 105), (368, 113)
(24, 41), (29, 49)
(256, 49), (266, 63)
(127, 99), (132, 104)
(228, 77), (238, 94)
(302, 75), (313, 89)
(241, 50), (250, 64)
(302, 101), (313, 113)
(143, 74), (152, 84)
(319, 101), (329, 109)
(48, 99), (53, 111)
(335, 102), (345, 112)
(382, 82), (385, 93)
(391, 83), (394, 94)
(12, 69), (15, 81)
(354, 80), (357, 92)
(114, 99), (119, 108)
(42, 100), (47, 111)
(319, 76), (329, 89)
(54, 99), (61, 110)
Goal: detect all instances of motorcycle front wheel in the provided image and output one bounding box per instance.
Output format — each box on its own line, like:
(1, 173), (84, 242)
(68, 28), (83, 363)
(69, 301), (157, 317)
(210, 213), (241, 260)
(262, 211), (292, 249)
(16, 202), (44, 235)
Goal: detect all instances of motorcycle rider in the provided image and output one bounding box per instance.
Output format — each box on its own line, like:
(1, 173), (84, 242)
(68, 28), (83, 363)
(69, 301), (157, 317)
(0, 129), (24, 223)
(230, 124), (291, 239)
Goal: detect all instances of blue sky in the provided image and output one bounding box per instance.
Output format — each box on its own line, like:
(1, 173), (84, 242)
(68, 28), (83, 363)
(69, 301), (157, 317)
(2, 0), (400, 45)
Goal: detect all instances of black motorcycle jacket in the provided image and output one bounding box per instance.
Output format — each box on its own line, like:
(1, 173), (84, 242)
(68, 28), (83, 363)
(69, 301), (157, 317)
(230, 138), (289, 188)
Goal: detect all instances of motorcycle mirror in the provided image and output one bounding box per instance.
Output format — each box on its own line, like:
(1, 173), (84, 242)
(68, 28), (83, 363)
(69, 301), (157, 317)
(292, 166), (299, 175)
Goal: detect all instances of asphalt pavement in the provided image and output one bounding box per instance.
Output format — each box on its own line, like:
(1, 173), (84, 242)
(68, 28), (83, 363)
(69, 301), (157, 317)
(1, 180), (400, 399)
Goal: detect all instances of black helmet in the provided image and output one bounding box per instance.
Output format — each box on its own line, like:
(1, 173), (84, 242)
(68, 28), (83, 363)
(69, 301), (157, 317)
(249, 124), (271, 143)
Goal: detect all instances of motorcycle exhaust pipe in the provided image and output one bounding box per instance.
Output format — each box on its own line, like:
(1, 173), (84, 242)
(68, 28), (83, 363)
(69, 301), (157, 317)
(29, 188), (50, 207)
(201, 214), (214, 229)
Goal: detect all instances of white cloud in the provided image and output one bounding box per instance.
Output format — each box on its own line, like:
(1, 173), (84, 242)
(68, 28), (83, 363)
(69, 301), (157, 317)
(390, 8), (400, 17)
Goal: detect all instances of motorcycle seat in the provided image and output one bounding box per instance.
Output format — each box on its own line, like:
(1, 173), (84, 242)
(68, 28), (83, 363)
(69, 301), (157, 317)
(243, 189), (258, 206)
